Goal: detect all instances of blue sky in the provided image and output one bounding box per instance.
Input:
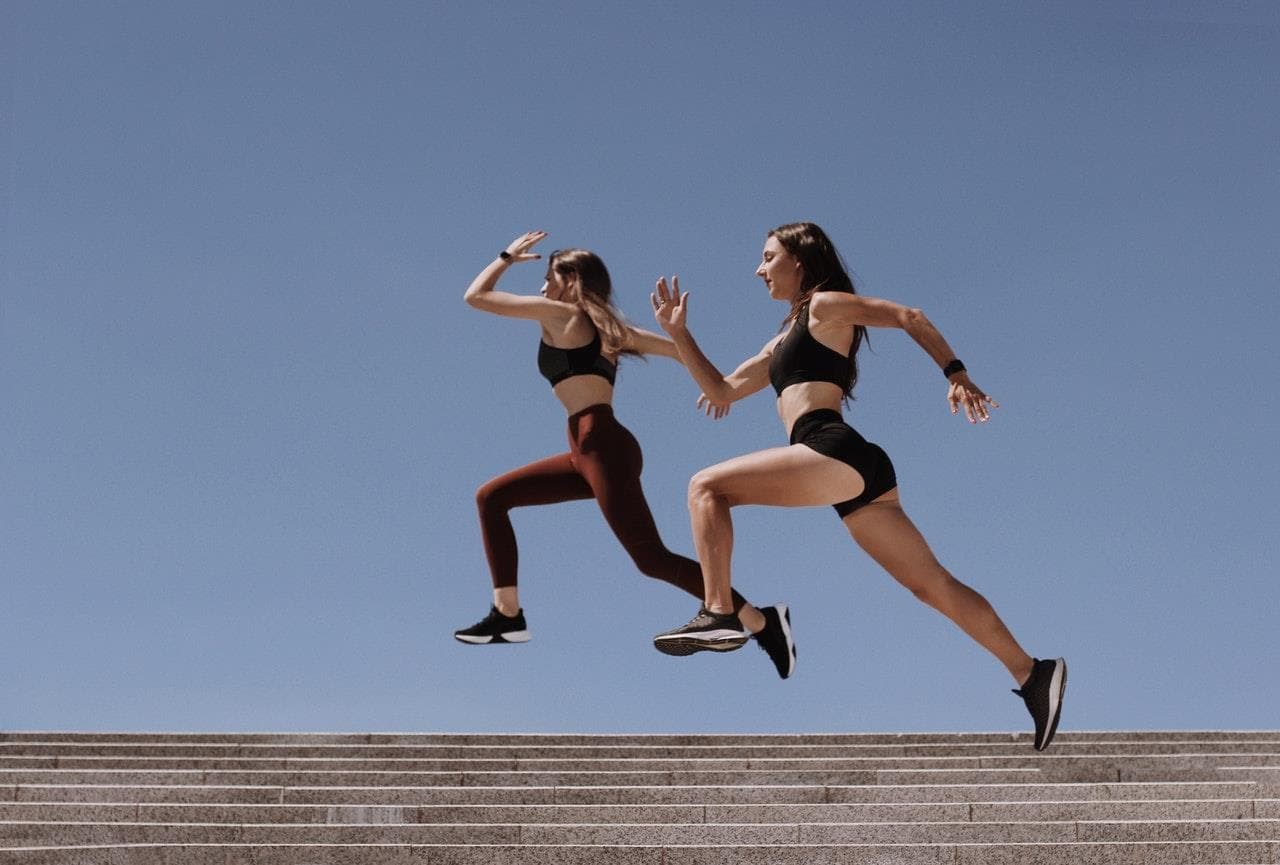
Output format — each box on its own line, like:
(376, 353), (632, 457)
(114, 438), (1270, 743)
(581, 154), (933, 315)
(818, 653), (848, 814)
(4, 1), (1278, 734)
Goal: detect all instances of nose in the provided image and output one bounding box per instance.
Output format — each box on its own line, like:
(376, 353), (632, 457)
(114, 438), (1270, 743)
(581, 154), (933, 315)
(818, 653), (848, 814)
(755, 262), (766, 277)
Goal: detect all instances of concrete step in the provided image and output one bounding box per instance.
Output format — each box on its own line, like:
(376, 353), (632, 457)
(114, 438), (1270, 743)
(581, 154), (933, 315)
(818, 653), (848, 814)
(0, 767), (1054, 787)
(6, 740), (1280, 758)
(3, 796), (1276, 823)
(4, 730), (1279, 744)
(1, 841), (1278, 864)
(2, 731), (1277, 863)
(5, 751), (1280, 771)
(5, 817), (1280, 844)
(4, 781), (1267, 805)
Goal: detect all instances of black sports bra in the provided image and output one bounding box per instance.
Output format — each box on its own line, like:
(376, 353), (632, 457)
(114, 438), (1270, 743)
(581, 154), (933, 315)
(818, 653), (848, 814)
(768, 305), (850, 396)
(537, 330), (617, 387)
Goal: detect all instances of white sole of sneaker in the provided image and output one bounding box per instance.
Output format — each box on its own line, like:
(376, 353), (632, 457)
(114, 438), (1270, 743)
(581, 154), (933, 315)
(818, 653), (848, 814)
(1039, 658), (1067, 750)
(454, 630), (530, 645)
(775, 604), (796, 678)
(653, 632), (749, 656)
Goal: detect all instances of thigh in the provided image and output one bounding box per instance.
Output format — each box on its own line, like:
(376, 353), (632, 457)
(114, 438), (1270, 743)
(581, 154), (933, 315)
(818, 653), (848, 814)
(573, 440), (662, 533)
(698, 445), (866, 509)
(479, 452), (594, 507)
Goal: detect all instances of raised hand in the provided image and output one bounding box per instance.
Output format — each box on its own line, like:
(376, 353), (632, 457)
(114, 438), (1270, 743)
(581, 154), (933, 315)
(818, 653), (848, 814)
(650, 276), (690, 335)
(503, 231), (548, 264)
(947, 372), (999, 423)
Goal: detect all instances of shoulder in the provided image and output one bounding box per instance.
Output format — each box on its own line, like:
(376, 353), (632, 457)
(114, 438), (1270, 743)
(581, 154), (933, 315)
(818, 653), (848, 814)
(541, 305), (596, 345)
(808, 289), (852, 318)
(809, 290), (872, 331)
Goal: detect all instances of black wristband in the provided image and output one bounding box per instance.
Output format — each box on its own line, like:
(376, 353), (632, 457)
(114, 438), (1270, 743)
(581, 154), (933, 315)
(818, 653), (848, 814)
(498, 250), (513, 262)
(943, 359), (966, 378)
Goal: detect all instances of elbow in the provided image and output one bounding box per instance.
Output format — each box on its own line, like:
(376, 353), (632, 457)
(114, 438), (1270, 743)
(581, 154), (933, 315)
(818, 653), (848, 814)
(900, 306), (928, 332)
(463, 291), (483, 309)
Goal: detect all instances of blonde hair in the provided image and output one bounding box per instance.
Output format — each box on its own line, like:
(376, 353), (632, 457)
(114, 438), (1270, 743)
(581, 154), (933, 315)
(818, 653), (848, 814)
(548, 249), (642, 358)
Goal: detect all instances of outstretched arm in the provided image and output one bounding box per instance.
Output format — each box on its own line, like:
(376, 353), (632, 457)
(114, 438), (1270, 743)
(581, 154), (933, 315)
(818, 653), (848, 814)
(809, 291), (999, 423)
(463, 231), (575, 323)
(625, 326), (680, 360)
(624, 326), (734, 419)
(651, 276), (772, 405)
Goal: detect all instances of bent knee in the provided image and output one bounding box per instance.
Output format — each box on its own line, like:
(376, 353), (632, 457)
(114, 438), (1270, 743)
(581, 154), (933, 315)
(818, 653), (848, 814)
(687, 469), (726, 507)
(631, 550), (670, 579)
(475, 480), (508, 512)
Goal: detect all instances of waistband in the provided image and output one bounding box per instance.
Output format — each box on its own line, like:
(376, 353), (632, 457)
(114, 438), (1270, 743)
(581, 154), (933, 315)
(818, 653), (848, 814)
(567, 402), (614, 423)
(788, 408), (846, 443)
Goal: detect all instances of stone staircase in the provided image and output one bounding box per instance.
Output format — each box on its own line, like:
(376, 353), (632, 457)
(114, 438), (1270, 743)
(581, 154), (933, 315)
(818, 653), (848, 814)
(1, 730), (1278, 863)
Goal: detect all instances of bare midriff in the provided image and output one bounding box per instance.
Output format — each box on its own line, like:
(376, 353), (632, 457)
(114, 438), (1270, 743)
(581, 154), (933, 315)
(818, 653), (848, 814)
(777, 380), (845, 438)
(552, 373), (617, 416)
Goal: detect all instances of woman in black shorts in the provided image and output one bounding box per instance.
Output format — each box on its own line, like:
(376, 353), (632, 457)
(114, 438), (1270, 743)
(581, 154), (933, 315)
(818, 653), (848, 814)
(650, 221), (1066, 750)
(454, 231), (796, 680)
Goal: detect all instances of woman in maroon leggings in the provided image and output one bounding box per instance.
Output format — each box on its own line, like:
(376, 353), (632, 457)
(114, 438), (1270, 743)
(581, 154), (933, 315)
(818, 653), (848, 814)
(454, 231), (797, 679)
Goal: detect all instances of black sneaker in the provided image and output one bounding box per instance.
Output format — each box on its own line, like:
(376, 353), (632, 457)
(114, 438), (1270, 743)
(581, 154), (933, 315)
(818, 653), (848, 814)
(753, 604), (796, 679)
(653, 607), (750, 656)
(454, 606), (530, 645)
(1013, 657), (1067, 751)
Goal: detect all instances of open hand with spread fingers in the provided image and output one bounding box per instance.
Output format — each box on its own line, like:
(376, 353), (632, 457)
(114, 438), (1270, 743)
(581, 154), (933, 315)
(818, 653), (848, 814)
(503, 230), (548, 264)
(947, 372), (999, 423)
(650, 276), (689, 336)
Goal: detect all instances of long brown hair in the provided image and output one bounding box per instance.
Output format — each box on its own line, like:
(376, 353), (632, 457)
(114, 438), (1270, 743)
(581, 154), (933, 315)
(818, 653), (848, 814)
(548, 248), (642, 359)
(769, 222), (866, 399)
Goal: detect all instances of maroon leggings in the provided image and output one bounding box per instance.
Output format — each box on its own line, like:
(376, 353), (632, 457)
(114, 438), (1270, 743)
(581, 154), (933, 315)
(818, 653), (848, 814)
(475, 404), (745, 611)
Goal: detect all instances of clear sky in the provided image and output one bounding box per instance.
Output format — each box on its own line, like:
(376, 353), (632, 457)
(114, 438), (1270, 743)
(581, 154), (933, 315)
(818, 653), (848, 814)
(4, 1), (1278, 735)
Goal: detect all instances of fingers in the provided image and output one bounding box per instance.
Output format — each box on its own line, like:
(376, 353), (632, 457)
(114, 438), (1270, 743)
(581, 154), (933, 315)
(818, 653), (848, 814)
(968, 387), (996, 423)
(652, 277), (677, 313)
(513, 230), (548, 259)
(668, 275), (688, 314)
(949, 383), (998, 423)
(968, 394), (995, 422)
(697, 394), (729, 420)
(964, 387), (981, 423)
(524, 229), (546, 260)
(697, 391), (730, 419)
